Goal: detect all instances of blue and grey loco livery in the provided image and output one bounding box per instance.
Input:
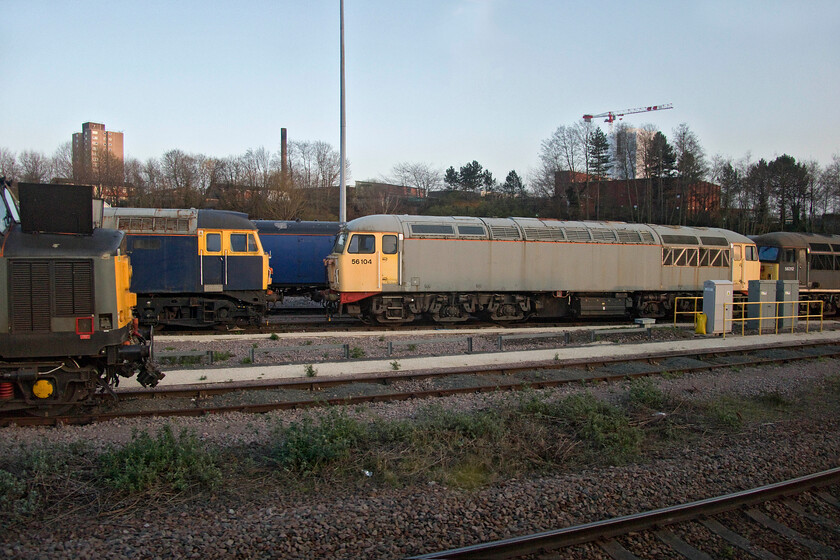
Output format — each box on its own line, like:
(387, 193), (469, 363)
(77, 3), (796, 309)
(254, 220), (340, 301)
(102, 208), (273, 327)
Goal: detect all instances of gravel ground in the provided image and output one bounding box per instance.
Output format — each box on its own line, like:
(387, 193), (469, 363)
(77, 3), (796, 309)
(1, 335), (840, 559)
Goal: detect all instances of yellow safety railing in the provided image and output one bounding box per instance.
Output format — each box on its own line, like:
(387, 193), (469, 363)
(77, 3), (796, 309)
(674, 296), (703, 326)
(721, 300), (823, 338)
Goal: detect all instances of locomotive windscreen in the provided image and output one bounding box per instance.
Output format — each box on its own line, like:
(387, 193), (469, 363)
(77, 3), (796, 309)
(18, 183), (94, 235)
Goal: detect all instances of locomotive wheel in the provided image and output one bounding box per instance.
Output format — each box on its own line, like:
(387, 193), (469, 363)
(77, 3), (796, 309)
(431, 304), (469, 323)
(26, 383), (79, 417)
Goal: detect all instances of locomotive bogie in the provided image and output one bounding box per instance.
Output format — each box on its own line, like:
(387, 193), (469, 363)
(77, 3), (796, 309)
(326, 215), (760, 324)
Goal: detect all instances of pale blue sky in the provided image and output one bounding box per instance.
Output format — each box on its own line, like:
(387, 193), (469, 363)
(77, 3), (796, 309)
(2, 0), (838, 182)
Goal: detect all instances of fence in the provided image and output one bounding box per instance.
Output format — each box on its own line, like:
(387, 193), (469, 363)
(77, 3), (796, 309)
(722, 300), (823, 338)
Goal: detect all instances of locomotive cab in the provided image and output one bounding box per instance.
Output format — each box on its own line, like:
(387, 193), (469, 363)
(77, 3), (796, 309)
(0, 182), (162, 414)
(730, 241), (760, 291)
(326, 227), (402, 305)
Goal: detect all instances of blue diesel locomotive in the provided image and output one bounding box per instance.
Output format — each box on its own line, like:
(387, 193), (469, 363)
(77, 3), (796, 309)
(103, 208), (273, 328)
(255, 220), (339, 301)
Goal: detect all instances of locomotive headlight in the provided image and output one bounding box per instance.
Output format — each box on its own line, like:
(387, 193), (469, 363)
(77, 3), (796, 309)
(32, 379), (54, 399)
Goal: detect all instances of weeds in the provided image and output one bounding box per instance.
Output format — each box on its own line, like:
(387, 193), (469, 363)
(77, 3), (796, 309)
(99, 425), (221, 493)
(270, 333), (280, 341)
(212, 351), (233, 362)
(305, 364), (317, 377)
(390, 360), (401, 370)
(627, 377), (666, 410)
(349, 347), (365, 359)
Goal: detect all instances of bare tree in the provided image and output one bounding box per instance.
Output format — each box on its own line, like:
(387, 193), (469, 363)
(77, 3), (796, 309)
(50, 141), (73, 180)
(0, 148), (19, 182)
(19, 150), (51, 183)
(388, 161), (443, 193)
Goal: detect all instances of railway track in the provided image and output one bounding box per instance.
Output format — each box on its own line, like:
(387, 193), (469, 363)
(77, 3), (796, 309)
(409, 468), (840, 559)
(4, 338), (840, 427)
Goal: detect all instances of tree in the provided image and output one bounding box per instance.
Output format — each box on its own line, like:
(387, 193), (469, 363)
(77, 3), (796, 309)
(443, 161), (494, 192)
(640, 131), (677, 223)
(588, 127), (611, 179)
(19, 150), (51, 183)
(768, 154), (810, 230)
(389, 162), (443, 194)
(444, 166), (459, 189)
(0, 147), (19, 182)
(501, 170), (526, 197)
(50, 142), (73, 180)
(672, 123), (708, 225)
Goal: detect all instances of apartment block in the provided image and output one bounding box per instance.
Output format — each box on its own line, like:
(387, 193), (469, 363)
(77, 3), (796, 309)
(72, 122), (124, 183)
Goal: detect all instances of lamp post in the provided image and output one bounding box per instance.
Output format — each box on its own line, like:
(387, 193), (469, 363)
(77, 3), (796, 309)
(339, 0), (347, 223)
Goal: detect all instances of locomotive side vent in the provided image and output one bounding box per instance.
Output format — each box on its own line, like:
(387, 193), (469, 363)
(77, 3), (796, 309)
(616, 230), (643, 243)
(9, 259), (94, 333)
(54, 261), (94, 316)
(488, 225), (521, 240)
(589, 228), (618, 242)
(10, 261), (51, 332)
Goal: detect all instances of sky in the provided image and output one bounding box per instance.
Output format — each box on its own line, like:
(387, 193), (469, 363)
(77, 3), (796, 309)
(2, 0), (839, 183)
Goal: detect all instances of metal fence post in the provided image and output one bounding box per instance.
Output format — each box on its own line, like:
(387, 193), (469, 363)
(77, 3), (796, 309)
(343, 344), (350, 359)
(497, 335), (503, 351)
(467, 337), (473, 354)
(249, 347), (255, 362)
(387, 341), (393, 357)
(207, 350), (214, 364)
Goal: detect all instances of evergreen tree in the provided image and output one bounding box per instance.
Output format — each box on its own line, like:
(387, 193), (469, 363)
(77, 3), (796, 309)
(501, 170), (525, 196)
(444, 166), (460, 190)
(587, 127), (612, 178)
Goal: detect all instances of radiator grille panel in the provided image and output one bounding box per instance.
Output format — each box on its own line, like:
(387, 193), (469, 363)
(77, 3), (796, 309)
(54, 261), (93, 316)
(10, 261), (51, 332)
(9, 259), (94, 332)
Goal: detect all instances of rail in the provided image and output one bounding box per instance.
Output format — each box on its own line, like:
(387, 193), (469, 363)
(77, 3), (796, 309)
(408, 467), (840, 559)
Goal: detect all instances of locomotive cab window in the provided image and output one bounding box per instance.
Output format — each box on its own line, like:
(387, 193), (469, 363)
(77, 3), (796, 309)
(758, 246), (779, 262)
(206, 233), (222, 253)
(744, 245), (757, 261)
(333, 232), (348, 254)
(248, 233), (258, 252)
(230, 233), (259, 253)
(348, 234), (376, 254)
(783, 249), (796, 262)
(382, 235), (398, 254)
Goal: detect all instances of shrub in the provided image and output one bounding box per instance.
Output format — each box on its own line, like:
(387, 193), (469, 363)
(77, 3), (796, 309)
(349, 347), (365, 359)
(99, 425), (221, 493)
(269, 333), (280, 341)
(270, 410), (366, 474)
(628, 377), (666, 409)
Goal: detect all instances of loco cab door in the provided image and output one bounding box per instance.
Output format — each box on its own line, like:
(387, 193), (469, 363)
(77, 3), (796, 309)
(199, 230), (225, 292)
(380, 233), (401, 287)
(796, 248), (808, 288)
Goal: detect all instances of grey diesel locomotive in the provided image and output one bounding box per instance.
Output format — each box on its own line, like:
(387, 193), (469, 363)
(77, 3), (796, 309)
(325, 215), (760, 323)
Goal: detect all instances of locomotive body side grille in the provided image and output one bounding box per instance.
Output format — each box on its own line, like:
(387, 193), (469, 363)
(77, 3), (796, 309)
(54, 261), (94, 316)
(10, 261), (51, 332)
(9, 259), (94, 332)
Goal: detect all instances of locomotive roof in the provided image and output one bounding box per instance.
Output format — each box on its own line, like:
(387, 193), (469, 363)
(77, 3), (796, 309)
(3, 223), (124, 257)
(343, 215), (753, 245)
(102, 208), (256, 233)
(254, 220), (340, 236)
(752, 231), (840, 248)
